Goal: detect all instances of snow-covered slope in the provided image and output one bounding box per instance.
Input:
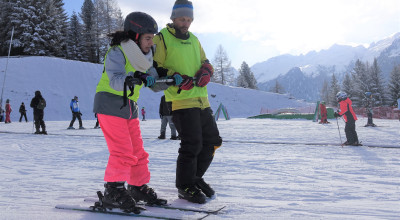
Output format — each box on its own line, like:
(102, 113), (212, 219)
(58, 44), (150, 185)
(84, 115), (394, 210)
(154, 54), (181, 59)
(0, 56), (313, 122)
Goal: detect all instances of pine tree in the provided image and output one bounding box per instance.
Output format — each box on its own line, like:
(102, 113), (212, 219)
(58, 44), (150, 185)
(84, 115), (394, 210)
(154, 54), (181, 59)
(0, 0), (16, 55)
(328, 73), (340, 106)
(93, 0), (121, 63)
(342, 73), (354, 99)
(80, 0), (97, 63)
(388, 65), (400, 106)
(269, 80), (285, 94)
(351, 59), (369, 106)
(51, 0), (69, 57)
(237, 61), (257, 89)
(212, 45), (234, 85)
(369, 58), (386, 106)
(66, 11), (85, 60)
(7, 0), (28, 55)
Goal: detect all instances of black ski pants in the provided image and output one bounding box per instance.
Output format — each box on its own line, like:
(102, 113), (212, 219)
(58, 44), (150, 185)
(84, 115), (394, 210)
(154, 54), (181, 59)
(345, 119), (359, 144)
(34, 112), (45, 132)
(69, 112), (82, 128)
(172, 107), (222, 188)
(19, 112), (28, 122)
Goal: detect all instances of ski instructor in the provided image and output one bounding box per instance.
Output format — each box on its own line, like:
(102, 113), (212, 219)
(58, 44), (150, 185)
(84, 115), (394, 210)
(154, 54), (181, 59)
(153, 0), (223, 204)
(93, 11), (165, 212)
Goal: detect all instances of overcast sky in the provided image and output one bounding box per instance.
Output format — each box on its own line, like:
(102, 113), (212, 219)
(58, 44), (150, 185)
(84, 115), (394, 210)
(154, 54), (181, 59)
(64, 0), (400, 69)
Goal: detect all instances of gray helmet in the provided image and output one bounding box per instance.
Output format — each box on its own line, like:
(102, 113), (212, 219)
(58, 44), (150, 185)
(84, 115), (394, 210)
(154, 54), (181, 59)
(124, 12), (158, 34)
(336, 91), (347, 102)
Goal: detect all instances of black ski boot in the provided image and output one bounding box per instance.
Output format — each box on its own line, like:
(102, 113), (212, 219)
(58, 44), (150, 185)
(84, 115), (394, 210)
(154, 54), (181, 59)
(196, 178), (215, 198)
(158, 132), (166, 139)
(170, 135), (180, 140)
(128, 184), (167, 205)
(102, 182), (137, 212)
(178, 185), (206, 204)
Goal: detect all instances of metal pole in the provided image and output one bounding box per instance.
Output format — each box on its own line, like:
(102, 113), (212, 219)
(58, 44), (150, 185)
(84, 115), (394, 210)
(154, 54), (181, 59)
(0, 26), (14, 107)
(336, 117), (343, 147)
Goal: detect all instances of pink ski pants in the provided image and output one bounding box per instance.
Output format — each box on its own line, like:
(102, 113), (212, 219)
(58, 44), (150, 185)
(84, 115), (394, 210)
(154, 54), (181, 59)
(98, 114), (150, 186)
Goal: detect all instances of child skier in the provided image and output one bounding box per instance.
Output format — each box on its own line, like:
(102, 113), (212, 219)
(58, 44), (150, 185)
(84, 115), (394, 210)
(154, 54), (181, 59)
(92, 11), (165, 213)
(319, 101), (329, 124)
(334, 91), (360, 146)
(141, 107), (146, 121)
(5, 99), (12, 123)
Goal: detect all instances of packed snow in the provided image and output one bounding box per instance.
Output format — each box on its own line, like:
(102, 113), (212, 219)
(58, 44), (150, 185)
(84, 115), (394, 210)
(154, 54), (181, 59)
(0, 117), (399, 219)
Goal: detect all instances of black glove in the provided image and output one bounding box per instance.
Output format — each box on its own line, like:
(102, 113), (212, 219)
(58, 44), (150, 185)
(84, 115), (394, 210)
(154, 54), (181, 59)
(160, 114), (163, 119)
(125, 75), (142, 87)
(79, 112), (82, 116)
(334, 112), (340, 118)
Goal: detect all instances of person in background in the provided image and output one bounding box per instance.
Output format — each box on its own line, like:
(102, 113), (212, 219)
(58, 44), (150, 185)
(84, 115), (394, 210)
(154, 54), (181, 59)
(5, 99), (12, 123)
(334, 91), (360, 146)
(68, 96), (84, 129)
(363, 91), (376, 127)
(397, 96), (400, 121)
(158, 95), (179, 140)
(92, 11), (165, 212)
(30, 90), (47, 134)
(141, 107), (146, 121)
(0, 105), (4, 122)
(318, 101), (329, 124)
(19, 102), (28, 122)
(94, 113), (100, 129)
(153, 0), (223, 204)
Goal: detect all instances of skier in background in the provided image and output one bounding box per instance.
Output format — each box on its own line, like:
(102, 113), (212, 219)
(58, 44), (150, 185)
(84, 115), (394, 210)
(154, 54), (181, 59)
(68, 96), (84, 129)
(141, 107), (146, 121)
(153, 0), (223, 204)
(94, 113), (100, 129)
(19, 102), (28, 122)
(0, 105), (4, 122)
(334, 91), (360, 146)
(318, 101), (329, 124)
(158, 95), (179, 140)
(363, 91), (376, 127)
(5, 99), (12, 123)
(398, 96), (400, 121)
(30, 90), (47, 134)
(93, 11), (165, 212)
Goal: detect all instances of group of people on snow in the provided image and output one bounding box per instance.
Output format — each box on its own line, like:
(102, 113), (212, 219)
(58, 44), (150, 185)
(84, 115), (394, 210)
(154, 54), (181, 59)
(89, 0), (222, 212)
(0, 96), (42, 125)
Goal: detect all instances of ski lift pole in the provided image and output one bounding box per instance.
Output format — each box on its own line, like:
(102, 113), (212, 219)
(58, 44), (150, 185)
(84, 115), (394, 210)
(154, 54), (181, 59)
(0, 26), (14, 107)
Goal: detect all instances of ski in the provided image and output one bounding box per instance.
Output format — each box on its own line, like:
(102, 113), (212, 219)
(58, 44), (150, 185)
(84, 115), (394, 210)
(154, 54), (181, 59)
(138, 202), (225, 214)
(55, 204), (208, 220)
(84, 197), (226, 214)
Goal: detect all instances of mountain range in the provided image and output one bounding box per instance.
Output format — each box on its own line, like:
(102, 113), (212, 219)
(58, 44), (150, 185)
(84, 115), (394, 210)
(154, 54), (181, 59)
(251, 32), (400, 101)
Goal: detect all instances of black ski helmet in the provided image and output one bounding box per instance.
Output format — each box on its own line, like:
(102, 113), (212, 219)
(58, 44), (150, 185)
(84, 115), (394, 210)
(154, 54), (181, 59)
(124, 12), (158, 34)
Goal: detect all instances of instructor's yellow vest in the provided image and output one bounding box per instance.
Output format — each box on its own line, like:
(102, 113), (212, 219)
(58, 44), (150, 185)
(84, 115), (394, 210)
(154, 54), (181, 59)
(160, 28), (208, 102)
(96, 46), (143, 102)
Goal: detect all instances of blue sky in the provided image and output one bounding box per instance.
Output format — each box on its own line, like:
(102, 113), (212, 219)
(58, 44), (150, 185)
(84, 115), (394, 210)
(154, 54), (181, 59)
(64, 0), (400, 69)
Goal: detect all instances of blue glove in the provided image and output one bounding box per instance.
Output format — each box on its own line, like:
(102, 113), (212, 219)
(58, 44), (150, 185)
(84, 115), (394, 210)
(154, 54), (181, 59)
(140, 74), (155, 87)
(172, 73), (183, 86)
